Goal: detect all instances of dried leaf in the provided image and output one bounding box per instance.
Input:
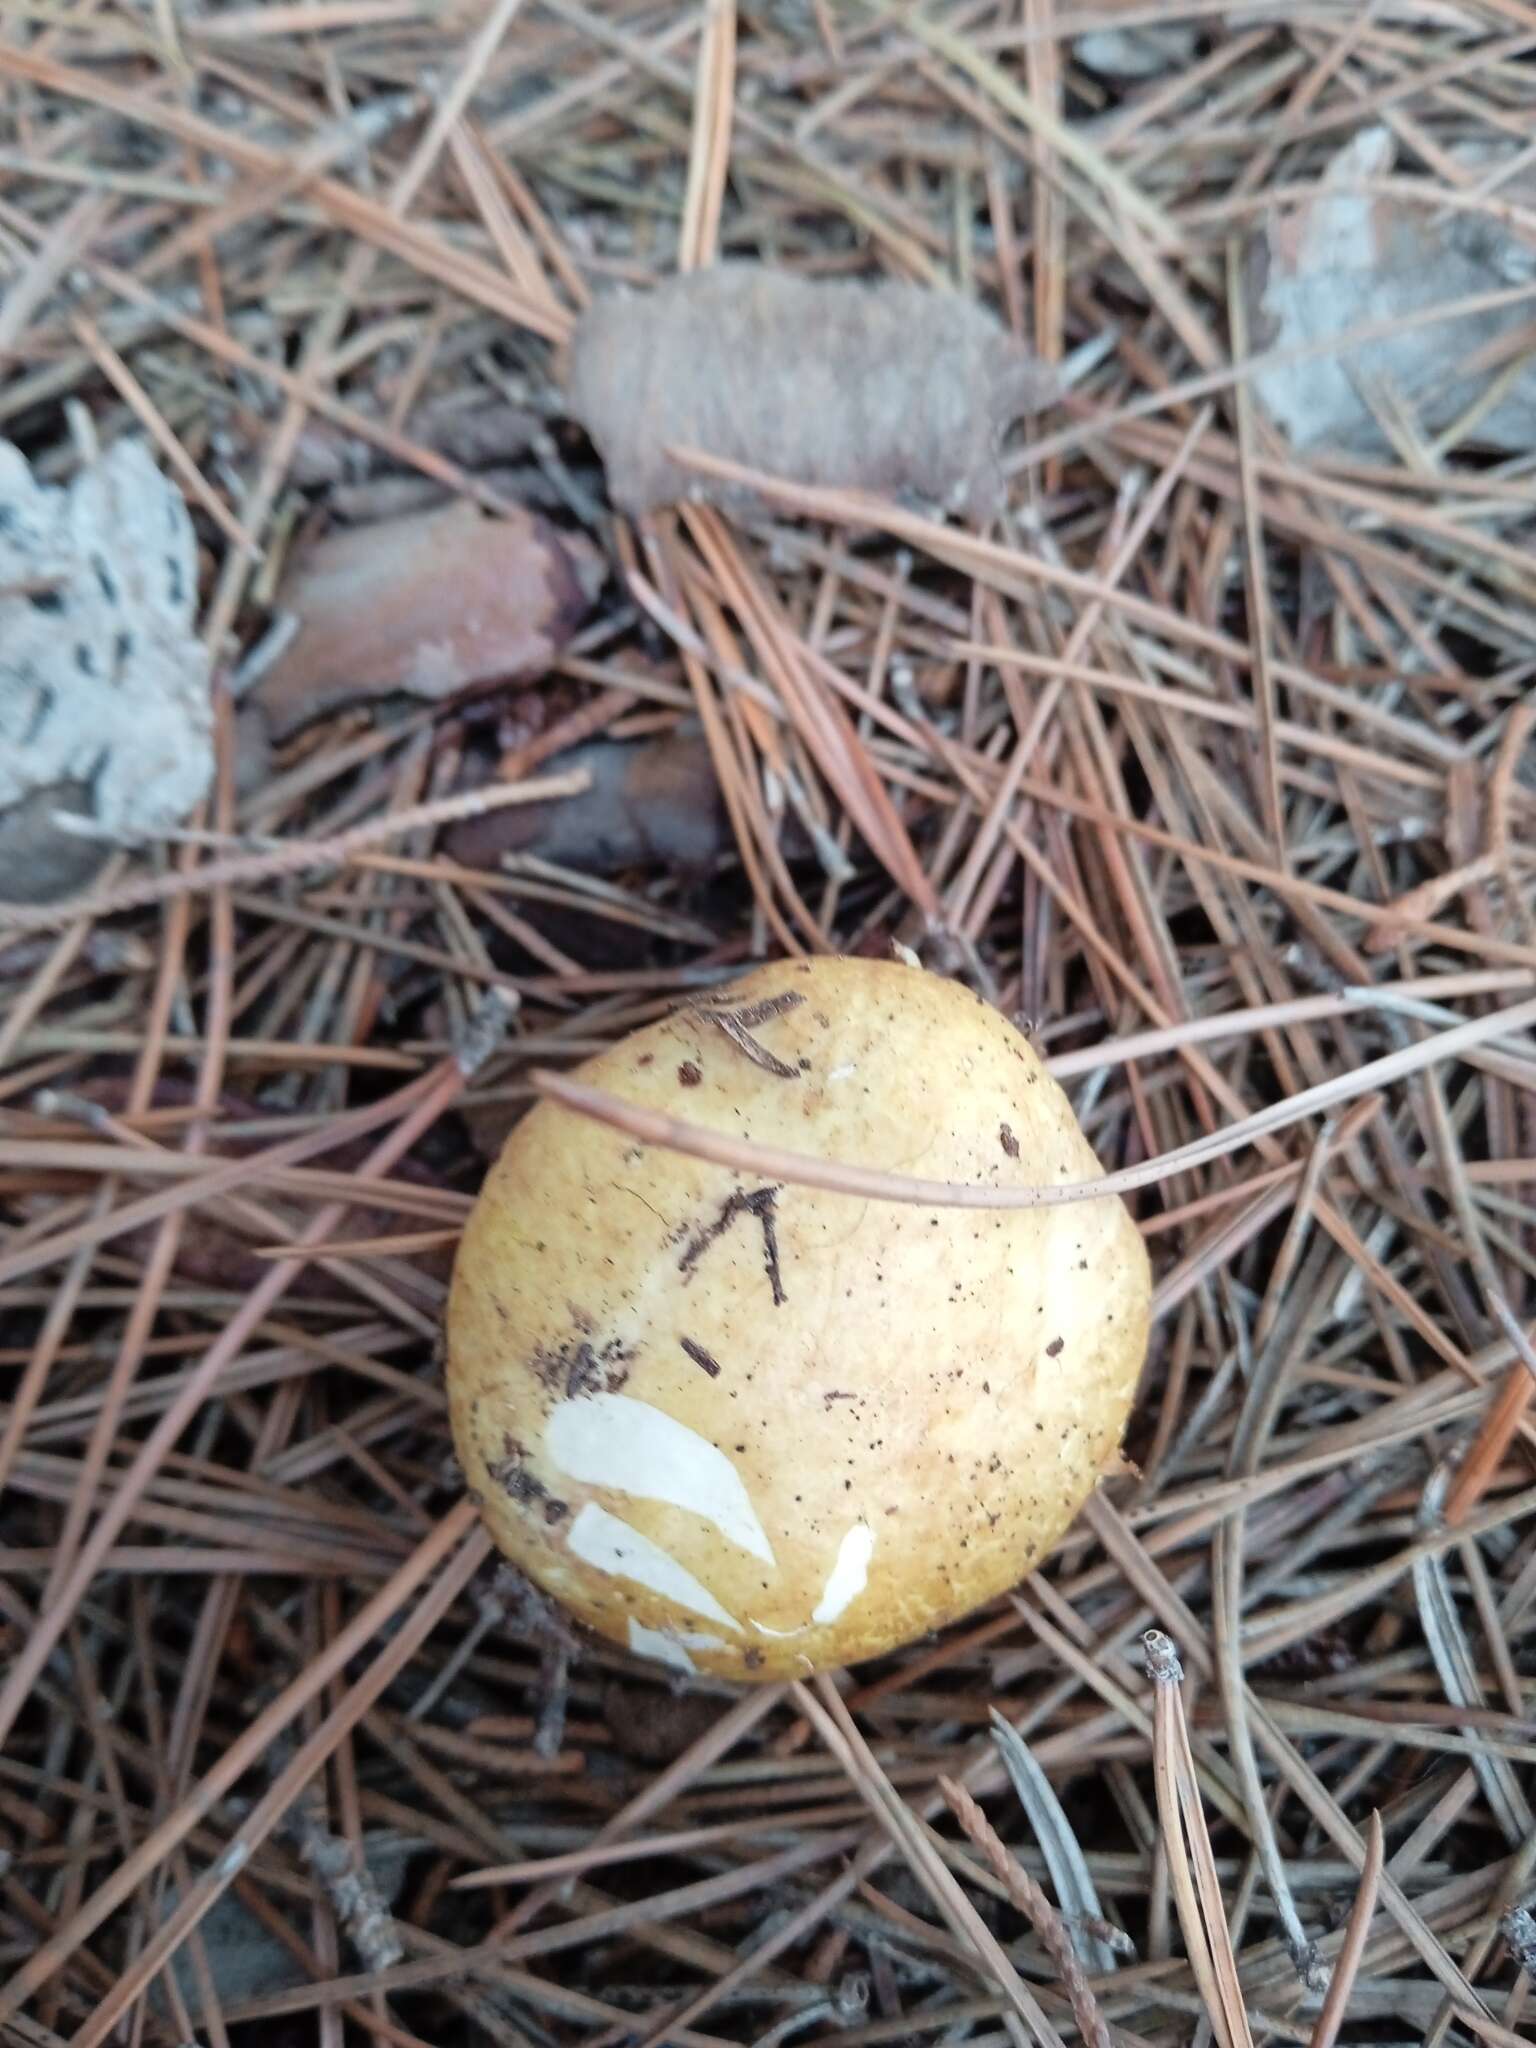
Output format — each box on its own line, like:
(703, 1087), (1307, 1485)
(442, 726), (727, 874)
(1247, 127), (1536, 454)
(565, 262), (1057, 522)
(0, 436), (210, 901)
(254, 499), (603, 738)
(287, 395), (540, 488)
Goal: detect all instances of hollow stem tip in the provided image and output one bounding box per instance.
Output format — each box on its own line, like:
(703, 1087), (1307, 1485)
(454, 985), (518, 1076)
(1503, 1905), (1536, 1977)
(1142, 1629), (1184, 1685)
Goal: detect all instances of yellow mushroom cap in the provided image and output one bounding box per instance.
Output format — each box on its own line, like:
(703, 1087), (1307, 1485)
(446, 956), (1151, 1682)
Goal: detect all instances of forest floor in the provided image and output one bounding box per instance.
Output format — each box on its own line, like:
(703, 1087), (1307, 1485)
(1, 4), (1535, 2045)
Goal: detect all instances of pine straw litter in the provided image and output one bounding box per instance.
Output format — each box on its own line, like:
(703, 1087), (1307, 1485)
(1, 3), (1535, 2044)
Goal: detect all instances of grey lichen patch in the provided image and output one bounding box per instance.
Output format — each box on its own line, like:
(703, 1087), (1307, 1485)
(0, 436), (211, 902)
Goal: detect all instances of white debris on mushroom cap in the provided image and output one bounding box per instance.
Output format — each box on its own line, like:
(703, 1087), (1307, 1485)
(0, 436), (212, 901)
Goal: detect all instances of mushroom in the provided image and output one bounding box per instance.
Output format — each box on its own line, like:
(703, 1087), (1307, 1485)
(446, 957), (1150, 1681)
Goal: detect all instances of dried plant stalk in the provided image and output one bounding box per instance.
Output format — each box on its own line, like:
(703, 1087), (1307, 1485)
(1145, 1631), (1255, 2048)
(941, 1776), (1113, 2048)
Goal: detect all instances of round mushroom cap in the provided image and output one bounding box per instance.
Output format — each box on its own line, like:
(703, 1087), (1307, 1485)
(446, 957), (1151, 1682)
